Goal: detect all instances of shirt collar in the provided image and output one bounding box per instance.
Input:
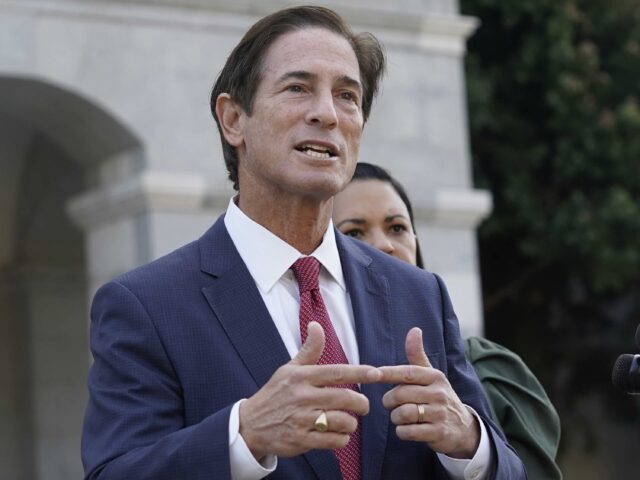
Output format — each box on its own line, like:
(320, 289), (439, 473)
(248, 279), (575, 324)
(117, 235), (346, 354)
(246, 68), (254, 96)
(224, 197), (346, 293)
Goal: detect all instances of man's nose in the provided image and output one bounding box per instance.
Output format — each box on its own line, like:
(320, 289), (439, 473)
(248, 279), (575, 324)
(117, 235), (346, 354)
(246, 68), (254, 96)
(305, 90), (338, 128)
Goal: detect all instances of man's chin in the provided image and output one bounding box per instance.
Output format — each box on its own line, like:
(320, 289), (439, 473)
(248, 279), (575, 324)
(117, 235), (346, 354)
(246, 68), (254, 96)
(294, 176), (350, 201)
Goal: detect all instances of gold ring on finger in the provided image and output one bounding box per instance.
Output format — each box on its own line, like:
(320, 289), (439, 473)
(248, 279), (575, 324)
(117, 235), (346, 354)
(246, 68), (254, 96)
(314, 411), (329, 432)
(416, 404), (426, 424)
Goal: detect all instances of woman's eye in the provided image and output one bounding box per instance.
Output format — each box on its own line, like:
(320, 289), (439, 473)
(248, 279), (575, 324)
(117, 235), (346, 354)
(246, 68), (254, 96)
(343, 229), (362, 238)
(390, 224), (407, 234)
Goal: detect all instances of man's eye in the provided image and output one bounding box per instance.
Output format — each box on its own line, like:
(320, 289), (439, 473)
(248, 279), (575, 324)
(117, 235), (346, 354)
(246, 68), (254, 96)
(288, 85), (304, 93)
(340, 91), (357, 102)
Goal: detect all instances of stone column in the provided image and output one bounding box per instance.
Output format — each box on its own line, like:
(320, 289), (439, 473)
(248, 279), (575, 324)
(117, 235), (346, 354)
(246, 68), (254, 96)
(415, 189), (492, 338)
(67, 153), (227, 302)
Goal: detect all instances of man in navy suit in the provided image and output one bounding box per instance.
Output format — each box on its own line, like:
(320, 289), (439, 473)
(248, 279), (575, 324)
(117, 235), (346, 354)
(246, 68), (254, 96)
(82, 6), (526, 479)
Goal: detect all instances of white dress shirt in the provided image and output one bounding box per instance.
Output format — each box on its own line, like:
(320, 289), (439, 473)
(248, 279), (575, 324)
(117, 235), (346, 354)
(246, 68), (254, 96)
(223, 197), (492, 480)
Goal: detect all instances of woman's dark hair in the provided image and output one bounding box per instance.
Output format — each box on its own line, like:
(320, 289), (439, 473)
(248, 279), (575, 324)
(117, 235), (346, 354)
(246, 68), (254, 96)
(210, 6), (386, 190)
(350, 162), (425, 268)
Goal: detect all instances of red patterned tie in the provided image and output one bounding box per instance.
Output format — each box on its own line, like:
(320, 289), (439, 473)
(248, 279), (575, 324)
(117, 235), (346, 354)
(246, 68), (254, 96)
(291, 256), (362, 480)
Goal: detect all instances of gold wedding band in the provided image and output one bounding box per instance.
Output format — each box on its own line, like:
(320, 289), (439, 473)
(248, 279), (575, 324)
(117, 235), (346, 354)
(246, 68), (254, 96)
(314, 411), (329, 432)
(416, 404), (425, 424)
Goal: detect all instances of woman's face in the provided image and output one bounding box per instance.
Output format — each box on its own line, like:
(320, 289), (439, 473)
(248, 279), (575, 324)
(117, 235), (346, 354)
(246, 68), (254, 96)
(333, 179), (418, 266)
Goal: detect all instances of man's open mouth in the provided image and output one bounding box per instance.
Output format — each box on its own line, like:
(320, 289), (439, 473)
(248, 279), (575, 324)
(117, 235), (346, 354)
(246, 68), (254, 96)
(295, 143), (337, 159)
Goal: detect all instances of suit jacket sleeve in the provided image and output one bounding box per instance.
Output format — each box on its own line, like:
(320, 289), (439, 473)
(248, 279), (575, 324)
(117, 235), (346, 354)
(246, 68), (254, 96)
(81, 280), (233, 480)
(433, 274), (527, 479)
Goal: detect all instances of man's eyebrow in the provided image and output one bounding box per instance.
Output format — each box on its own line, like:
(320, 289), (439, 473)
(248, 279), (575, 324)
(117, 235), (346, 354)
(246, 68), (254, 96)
(337, 75), (363, 93)
(276, 70), (316, 85)
(336, 218), (366, 228)
(275, 71), (362, 92)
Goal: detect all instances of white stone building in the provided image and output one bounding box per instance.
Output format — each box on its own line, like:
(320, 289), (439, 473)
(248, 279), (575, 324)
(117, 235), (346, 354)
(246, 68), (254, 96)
(0, 1), (489, 478)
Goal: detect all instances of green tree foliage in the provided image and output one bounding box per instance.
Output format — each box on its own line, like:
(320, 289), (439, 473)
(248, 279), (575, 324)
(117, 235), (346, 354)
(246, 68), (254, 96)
(461, 0), (640, 456)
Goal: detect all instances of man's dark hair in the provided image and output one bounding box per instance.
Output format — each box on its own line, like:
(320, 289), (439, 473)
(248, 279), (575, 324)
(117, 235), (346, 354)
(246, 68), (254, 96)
(210, 6), (386, 190)
(351, 162), (425, 269)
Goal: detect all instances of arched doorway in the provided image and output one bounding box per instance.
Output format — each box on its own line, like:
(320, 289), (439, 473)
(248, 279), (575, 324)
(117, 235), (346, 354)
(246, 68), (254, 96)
(0, 76), (141, 480)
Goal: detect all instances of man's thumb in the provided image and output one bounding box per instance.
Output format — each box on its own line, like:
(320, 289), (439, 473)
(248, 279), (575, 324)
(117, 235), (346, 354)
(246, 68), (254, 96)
(405, 327), (432, 368)
(291, 321), (325, 366)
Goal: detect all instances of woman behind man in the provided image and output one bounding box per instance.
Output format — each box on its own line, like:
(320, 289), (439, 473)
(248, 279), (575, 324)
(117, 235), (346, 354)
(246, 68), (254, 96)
(333, 162), (562, 480)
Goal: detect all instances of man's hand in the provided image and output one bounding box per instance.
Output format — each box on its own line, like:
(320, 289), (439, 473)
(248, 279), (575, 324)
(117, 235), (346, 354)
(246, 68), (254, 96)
(379, 327), (480, 459)
(239, 321), (382, 460)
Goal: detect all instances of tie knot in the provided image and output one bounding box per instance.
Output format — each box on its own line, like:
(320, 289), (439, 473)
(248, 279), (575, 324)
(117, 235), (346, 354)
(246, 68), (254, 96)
(291, 256), (321, 293)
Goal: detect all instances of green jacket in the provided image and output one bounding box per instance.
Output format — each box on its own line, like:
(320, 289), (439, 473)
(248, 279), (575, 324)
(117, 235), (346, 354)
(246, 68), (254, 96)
(465, 336), (563, 480)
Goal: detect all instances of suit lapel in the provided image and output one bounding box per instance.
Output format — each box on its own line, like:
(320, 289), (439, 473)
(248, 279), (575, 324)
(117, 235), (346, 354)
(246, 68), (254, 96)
(337, 232), (394, 480)
(199, 217), (341, 479)
(200, 217), (291, 388)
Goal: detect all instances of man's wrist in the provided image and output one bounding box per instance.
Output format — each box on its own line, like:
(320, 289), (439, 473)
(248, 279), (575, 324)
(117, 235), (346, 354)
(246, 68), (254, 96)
(437, 405), (493, 480)
(449, 412), (481, 459)
(238, 397), (268, 461)
(229, 400), (277, 479)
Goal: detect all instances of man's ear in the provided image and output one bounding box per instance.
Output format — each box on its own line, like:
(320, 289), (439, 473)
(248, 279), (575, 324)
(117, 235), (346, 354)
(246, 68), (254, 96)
(215, 93), (245, 148)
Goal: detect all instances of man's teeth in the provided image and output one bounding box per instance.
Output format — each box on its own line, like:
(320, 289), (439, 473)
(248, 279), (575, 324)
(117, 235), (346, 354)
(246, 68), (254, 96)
(304, 149), (330, 158)
(299, 144), (333, 158)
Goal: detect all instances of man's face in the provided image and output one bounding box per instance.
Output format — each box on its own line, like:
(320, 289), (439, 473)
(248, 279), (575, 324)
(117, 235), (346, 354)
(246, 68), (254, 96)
(235, 27), (364, 202)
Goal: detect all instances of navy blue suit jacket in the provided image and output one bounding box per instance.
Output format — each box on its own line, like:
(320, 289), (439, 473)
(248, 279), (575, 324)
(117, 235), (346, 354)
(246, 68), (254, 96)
(82, 215), (525, 479)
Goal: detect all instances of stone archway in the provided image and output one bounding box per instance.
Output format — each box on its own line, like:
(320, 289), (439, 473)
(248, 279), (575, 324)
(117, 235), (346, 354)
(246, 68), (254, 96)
(0, 76), (142, 480)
